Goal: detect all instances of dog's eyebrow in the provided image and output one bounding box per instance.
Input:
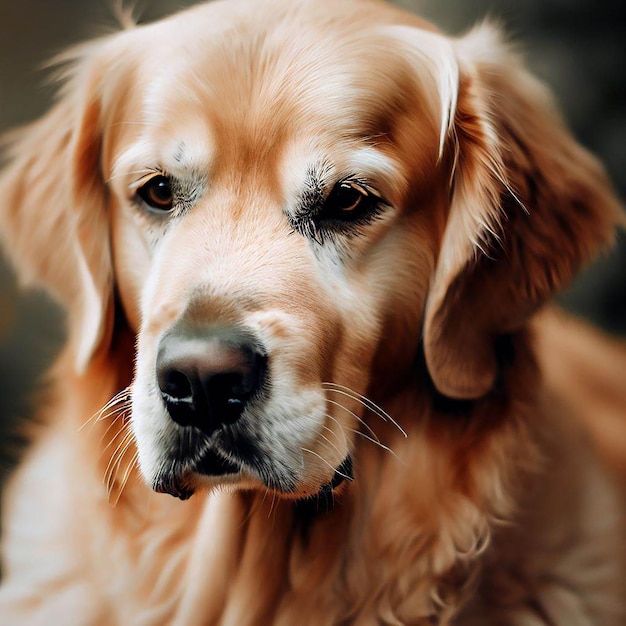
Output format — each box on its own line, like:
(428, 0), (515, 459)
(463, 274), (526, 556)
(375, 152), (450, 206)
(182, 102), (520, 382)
(296, 161), (334, 215)
(163, 135), (212, 173)
(347, 147), (404, 188)
(173, 142), (186, 164)
(110, 133), (212, 186)
(297, 149), (405, 211)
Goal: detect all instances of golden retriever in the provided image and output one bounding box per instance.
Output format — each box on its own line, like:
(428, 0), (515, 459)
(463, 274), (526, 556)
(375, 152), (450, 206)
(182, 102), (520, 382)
(0, 0), (624, 623)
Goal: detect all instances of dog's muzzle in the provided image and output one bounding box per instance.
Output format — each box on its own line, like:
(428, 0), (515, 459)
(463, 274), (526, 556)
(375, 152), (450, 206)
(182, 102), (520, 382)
(150, 325), (353, 502)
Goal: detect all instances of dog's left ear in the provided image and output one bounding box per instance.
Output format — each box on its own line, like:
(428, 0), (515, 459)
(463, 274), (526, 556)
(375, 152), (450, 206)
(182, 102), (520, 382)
(423, 24), (624, 400)
(0, 38), (126, 373)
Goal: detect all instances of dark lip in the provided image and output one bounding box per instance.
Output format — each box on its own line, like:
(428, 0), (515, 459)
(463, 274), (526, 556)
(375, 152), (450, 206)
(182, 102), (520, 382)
(154, 450), (353, 502)
(293, 455), (354, 520)
(154, 447), (240, 500)
(153, 473), (194, 501)
(316, 454), (353, 496)
(295, 455), (354, 500)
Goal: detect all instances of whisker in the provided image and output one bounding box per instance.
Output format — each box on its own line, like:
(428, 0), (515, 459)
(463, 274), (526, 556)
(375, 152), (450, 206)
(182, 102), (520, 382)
(110, 452), (134, 506)
(104, 425), (135, 490)
(106, 438), (135, 501)
(98, 401), (131, 422)
(80, 387), (131, 432)
(111, 449), (139, 508)
(104, 427), (133, 481)
(260, 487), (270, 508)
(318, 432), (344, 460)
(99, 387), (131, 410)
(321, 383), (393, 422)
(322, 423), (348, 449)
(324, 414), (402, 462)
(97, 401), (132, 429)
(100, 409), (132, 449)
(349, 428), (403, 462)
(99, 387), (131, 411)
(97, 395), (132, 421)
(301, 447), (352, 482)
(325, 397), (381, 443)
(268, 488), (277, 520)
(321, 383), (407, 437)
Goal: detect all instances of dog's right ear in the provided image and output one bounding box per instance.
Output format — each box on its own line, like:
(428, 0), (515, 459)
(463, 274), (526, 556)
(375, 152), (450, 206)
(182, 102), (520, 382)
(0, 36), (129, 373)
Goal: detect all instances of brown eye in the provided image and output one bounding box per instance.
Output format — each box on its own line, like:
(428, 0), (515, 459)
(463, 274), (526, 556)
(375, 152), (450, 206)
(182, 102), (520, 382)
(321, 182), (369, 221)
(137, 175), (174, 211)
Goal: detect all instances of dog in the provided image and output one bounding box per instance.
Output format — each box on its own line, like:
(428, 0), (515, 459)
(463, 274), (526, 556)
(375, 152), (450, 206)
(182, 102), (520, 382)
(0, 0), (624, 623)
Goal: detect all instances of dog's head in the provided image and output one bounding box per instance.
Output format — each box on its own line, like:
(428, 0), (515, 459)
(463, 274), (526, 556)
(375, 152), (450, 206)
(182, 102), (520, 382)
(1, 0), (621, 500)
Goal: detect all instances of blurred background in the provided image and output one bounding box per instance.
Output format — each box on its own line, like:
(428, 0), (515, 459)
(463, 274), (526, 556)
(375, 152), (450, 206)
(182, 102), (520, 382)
(0, 0), (624, 482)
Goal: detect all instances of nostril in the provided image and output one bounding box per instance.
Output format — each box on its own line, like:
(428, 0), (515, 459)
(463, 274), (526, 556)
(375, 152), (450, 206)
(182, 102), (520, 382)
(205, 369), (261, 425)
(157, 367), (200, 428)
(161, 369), (193, 401)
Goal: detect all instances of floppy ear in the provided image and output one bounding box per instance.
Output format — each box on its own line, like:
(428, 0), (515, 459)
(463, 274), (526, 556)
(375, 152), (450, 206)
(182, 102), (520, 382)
(423, 24), (624, 399)
(0, 40), (119, 373)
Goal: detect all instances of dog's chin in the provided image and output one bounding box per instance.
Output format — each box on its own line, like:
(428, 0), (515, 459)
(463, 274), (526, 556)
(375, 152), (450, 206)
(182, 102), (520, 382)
(153, 452), (354, 503)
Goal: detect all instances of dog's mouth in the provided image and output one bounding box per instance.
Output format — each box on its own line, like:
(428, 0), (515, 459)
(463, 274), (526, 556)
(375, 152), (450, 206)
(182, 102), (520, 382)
(153, 473), (196, 501)
(154, 448), (353, 502)
(195, 447), (240, 477)
(153, 447), (239, 500)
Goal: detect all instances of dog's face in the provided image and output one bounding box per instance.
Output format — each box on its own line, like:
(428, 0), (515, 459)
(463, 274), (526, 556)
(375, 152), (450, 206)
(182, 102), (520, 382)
(2, 0), (619, 501)
(106, 1), (446, 498)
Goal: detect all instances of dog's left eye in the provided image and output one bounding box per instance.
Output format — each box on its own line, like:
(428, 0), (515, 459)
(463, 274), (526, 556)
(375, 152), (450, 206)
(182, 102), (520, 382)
(137, 175), (174, 211)
(292, 178), (387, 242)
(319, 181), (374, 222)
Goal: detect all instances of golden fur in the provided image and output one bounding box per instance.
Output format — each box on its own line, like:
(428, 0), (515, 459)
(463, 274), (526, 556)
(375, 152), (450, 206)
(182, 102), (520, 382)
(0, 0), (625, 623)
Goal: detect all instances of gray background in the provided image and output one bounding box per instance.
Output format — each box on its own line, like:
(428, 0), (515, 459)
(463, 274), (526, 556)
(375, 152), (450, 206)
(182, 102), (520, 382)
(0, 0), (624, 482)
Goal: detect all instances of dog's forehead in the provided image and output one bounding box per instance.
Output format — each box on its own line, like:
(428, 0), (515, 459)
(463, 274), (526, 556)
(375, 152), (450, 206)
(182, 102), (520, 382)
(127, 0), (438, 154)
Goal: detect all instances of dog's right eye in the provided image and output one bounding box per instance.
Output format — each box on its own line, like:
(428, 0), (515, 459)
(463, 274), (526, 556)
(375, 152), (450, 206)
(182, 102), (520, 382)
(137, 175), (174, 211)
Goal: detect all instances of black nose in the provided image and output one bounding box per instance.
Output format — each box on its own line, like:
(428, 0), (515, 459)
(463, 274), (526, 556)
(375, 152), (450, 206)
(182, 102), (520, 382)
(156, 329), (267, 433)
